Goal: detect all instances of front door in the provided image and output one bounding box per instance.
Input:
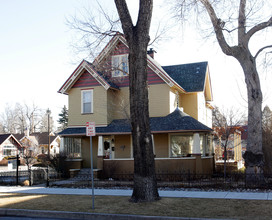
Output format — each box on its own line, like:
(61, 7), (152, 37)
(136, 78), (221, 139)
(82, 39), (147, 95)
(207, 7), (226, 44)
(104, 136), (115, 159)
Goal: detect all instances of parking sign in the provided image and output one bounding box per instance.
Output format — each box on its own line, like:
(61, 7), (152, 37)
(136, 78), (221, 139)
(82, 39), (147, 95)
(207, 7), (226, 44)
(86, 122), (95, 136)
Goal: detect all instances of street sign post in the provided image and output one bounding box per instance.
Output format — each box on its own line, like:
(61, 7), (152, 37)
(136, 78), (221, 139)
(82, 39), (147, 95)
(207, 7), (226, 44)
(86, 122), (95, 209)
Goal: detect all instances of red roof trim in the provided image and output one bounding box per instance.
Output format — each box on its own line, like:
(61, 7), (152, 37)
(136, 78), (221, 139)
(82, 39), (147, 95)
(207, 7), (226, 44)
(58, 60), (85, 94)
(58, 60), (112, 94)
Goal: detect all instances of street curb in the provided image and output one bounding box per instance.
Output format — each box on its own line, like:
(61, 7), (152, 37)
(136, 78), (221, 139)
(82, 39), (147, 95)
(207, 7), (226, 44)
(0, 208), (234, 220)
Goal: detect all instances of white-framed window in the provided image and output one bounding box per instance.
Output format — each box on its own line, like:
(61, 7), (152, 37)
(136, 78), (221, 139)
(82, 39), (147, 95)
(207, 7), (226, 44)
(3, 145), (17, 157)
(81, 89), (93, 114)
(63, 138), (81, 158)
(112, 54), (129, 77)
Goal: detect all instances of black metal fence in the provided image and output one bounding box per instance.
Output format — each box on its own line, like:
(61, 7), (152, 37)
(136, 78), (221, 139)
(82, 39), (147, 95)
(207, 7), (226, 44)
(48, 171), (272, 190)
(98, 171), (272, 190)
(1, 168), (271, 190)
(0, 168), (61, 186)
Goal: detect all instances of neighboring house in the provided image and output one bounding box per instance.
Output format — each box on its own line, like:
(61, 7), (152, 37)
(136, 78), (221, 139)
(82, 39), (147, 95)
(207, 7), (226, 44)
(19, 132), (60, 157)
(239, 125), (248, 154)
(58, 33), (214, 176)
(0, 134), (22, 160)
(213, 127), (244, 170)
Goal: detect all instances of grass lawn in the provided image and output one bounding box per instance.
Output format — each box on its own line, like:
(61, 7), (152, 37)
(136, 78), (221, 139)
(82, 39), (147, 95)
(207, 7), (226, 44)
(0, 193), (272, 219)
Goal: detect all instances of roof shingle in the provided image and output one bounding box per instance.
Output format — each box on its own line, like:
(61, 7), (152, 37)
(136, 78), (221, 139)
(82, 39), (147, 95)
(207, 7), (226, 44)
(59, 108), (212, 136)
(162, 62), (208, 92)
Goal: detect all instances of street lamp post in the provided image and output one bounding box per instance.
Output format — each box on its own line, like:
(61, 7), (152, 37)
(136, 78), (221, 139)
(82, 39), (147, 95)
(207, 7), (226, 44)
(46, 109), (51, 187)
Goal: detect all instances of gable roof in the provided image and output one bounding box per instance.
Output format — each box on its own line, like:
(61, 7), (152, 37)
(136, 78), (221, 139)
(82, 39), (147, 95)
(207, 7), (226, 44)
(13, 133), (24, 141)
(59, 108), (212, 136)
(30, 132), (58, 145)
(58, 60), (119, 94)
(0, 134), (22, 148)
(59, 33), (187, 95)
(0, 134), (11, 145)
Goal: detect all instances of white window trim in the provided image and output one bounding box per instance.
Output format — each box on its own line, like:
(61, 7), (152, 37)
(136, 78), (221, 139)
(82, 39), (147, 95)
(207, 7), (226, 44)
(81, 89), (93, 114)
(111, 54), (129, 77)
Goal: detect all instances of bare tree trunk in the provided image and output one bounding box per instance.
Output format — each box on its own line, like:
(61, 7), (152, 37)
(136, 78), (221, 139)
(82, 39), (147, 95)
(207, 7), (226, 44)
(238, 55), (263, 178)
(197, 0), (268, 182)
(129, 37), (159, 202)
(114, 0), (159, 202)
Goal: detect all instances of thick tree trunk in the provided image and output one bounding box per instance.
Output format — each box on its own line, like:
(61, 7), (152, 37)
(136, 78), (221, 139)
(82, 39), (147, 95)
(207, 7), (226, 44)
(238, 53), (264, 181)
(114, 0), (159, 202)
(128, 34), (159, 202)
(198, 0), (268, 184)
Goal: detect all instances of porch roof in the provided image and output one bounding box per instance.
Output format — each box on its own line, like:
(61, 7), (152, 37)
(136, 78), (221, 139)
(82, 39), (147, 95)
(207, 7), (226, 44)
(59, 108), (212, 136)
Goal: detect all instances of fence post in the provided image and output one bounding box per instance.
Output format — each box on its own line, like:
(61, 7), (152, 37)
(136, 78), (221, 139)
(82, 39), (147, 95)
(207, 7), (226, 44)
(244, 171), (247, 188)
(16, 154), (19, 185)
(46, 165), (49, 187)
(30, 169), (33, 186)
(188, 170), (191, 187)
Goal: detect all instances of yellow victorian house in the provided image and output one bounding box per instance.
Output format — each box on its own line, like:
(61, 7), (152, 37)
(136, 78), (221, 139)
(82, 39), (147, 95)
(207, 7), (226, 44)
(58, 33), (214, 177)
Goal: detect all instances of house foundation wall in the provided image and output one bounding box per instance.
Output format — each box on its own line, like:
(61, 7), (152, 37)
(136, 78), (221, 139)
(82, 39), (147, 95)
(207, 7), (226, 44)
(102, 156), (214, 179)
(201, 156), (214, 174)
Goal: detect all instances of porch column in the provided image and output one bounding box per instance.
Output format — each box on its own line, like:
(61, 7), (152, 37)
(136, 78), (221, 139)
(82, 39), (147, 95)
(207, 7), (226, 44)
(192, 133), (202, 174)
(97, 136), (104, 170)
(151, 134), (155, 157)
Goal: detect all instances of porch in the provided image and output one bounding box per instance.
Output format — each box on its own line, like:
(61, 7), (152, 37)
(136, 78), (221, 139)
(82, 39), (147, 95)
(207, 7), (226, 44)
(102, 156), (214, 180)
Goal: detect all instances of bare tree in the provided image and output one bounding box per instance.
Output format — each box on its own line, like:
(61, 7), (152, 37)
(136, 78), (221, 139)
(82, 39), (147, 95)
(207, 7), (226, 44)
(67, 0), (159, 202)
(0, 122), (4, 133)
(66, 2), (122, 61)
(21, 136), (39, 186)
(213, 106), (246, 178)
(114, 0), (159, 202)
(174, 0), (272, 178)
(15, 103), (27, 134)
(39, 110), (55, 133)
(66, 1), (171, 62)
(0, 102), (52, 134)
(24, 103), (43, 133)
(0, 104), (17, 133)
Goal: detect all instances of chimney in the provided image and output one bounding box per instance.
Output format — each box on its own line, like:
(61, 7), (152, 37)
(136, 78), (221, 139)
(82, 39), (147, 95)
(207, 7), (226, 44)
(147, 48), (156, 59)
(25, 128), (29, 137)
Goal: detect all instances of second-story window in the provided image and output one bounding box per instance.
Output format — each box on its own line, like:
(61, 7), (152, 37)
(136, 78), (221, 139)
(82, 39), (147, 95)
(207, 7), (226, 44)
(81, 89), (93, 114)
(112, 54), (129, 77)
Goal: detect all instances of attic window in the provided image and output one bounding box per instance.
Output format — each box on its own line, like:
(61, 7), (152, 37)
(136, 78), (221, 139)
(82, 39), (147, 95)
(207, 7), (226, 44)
(112, 54), (129, 77)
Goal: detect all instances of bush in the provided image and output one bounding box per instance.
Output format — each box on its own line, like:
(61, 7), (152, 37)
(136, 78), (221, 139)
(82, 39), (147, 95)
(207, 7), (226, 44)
(0, 159), (8, 166)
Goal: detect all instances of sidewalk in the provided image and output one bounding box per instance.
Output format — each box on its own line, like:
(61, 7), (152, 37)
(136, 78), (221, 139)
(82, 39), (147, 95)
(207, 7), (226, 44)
(0, 185), (271, 200)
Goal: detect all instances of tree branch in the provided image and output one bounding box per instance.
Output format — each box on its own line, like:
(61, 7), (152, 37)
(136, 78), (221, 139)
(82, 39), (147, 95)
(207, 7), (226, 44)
(246, 16), (272, 40)
(114, 0), (134, 41)
(254, 45), (272, 59)
(136, 0), (153, 35)
(238, 0), (246, 45)
(199, 0), (234, 56)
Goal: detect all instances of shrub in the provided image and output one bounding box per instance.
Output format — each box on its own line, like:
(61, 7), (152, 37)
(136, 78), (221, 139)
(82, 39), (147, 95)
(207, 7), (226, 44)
(0, 159), (8, 166)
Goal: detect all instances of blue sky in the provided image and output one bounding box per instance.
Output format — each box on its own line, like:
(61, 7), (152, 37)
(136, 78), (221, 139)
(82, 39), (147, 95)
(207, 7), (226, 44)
(0, 0), (271, 126)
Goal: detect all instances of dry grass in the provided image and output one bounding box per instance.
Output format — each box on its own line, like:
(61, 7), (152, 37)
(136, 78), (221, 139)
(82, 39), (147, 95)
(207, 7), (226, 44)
(1, 193), (272, 219)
